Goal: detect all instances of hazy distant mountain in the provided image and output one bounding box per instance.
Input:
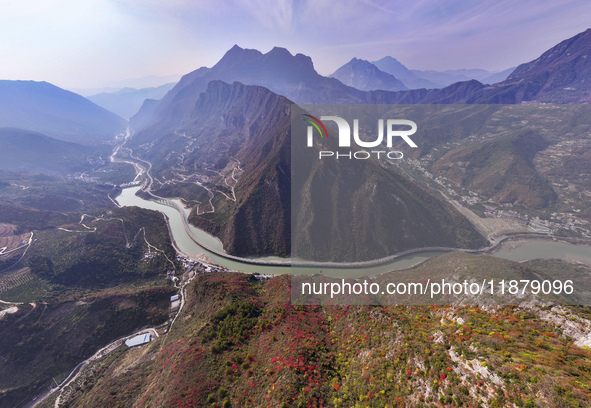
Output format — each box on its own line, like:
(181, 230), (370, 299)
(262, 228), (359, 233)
(88, 83), (176, 119)
(0, 80), (126, 145)
(481, 67), (515, 84)
(73, 74), (183, 96)
(0, 128), (96, 175)
(371, 56), (513, 89)
(372, 56), (441, 89)
(330, 58), (407, 91)
(129, 67), (211, 131)
(371, 28), (591, 104)
(446, 68), (493, 81)
(131, 45), (514, 136)
(104, 74), (182, 90)
(130, 45), (366, 133)
(410, 68), (489, 87)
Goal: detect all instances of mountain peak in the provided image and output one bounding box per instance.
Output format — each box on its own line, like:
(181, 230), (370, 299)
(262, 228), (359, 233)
(330, 58), (407, 91)
(267, 46), (292, 57)
(372, 57), (441, 89)
(131, 44), (361, 132)
(215, 45), (264, 70)
(263, 47), (298, 65)
(347, 57), (371, 66)
(373, 56), (406, 69)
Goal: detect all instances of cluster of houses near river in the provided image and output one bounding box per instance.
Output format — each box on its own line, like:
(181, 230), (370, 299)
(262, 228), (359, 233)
(177, 256), (227, 274)
(174, 254), (275, 280)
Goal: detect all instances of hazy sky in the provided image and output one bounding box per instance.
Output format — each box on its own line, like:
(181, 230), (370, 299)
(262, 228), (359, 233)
(1, 0), (591, 90)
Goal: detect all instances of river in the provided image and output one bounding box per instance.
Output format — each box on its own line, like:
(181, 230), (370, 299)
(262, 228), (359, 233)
(115, 186), (591, 276)
(116, 187), (449, 276)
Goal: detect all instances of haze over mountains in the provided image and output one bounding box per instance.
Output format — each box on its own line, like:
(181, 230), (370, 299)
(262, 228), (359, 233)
(135, 25), (591, 116)
(0, 80), (126, 145)
(87, 82), (175, 120)
(410, 67), (515, 87)
(369, 56), (514, 89)
(0, 128), (97, 176)
(3, 26), (590, 148)
(371, 56), (442, 89)
(130, 46), (519, 136)
(3, 25), (581, 157)
(359, 28), (591, 104)
(116, 24), (591, 120)
(72, 74), (182, 97)
(130, 45), (372, 133)
(331, 57), (514, 91)
(128, 45), (519, 139)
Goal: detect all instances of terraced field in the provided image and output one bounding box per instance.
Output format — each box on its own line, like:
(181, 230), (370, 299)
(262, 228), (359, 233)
(0, 223), (32, 283)
(0, 267), (34, 294)
(0, 223), (16, 237)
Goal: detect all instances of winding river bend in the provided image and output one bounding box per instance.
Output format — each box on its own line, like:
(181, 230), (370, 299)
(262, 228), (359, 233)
(115, 186), (591, 276)
(115, 186), (448, 276)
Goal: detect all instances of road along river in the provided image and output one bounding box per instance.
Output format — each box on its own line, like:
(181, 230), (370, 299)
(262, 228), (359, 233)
(115, 186), (591, 277)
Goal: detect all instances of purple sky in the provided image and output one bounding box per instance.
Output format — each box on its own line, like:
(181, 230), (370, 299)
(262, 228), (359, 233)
(1, 0), (590, 89)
